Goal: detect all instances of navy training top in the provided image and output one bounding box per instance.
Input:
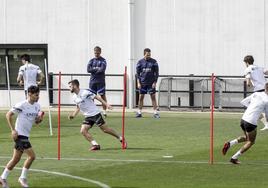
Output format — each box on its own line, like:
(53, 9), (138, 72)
(87, 57), (107, 84)
(136, 58), (159, 85)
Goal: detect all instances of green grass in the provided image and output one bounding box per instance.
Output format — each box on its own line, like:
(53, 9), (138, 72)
(1, 111), (268, 188)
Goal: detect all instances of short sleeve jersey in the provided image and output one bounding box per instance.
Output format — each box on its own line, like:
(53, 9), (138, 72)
(244, 65), (266, 91)
(72, 89), (100, 117)
(10, 100), (41, 137)
(18, 63), (42, 90)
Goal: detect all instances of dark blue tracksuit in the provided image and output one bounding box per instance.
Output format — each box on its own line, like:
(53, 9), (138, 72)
(136, 58), (159, 94)
(87, 57), (107, 94)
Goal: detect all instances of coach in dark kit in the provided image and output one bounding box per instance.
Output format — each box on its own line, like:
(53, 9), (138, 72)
(136, 48), (160, 118)
(87, 46), (108, 117)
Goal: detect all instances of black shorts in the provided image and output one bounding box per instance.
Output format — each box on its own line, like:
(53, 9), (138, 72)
(255, 89), (265, 92)
(240, 119), (257, 132)
(139, 84), (156, 94)
(15, 135), (32, 152)
(89, 82), (106, 95)
(83, 113), (105, 127)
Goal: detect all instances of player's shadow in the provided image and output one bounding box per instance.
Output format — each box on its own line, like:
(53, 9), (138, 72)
(37, 187), (116, 188)
(102, 147), (162, 151)
(112, 187), (139, 188)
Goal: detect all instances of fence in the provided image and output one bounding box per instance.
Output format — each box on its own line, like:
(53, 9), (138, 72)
(47, 73), (253, 110)
(48, 73), (125, 106)
(158, 75), (252, 111)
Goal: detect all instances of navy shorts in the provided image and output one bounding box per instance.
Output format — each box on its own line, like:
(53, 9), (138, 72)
(83, 113), (105, 127)
(240, 119), (257, 132)
(15, 135), (32, 152)
(139, 84), (156, 95)
(89, 82), (106, 95)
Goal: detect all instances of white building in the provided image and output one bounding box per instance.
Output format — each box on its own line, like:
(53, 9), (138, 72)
(0, 0), (268, 108)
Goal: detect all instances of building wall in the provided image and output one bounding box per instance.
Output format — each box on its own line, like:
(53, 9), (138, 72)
(134, 0), (268, 76)
(0, 0), (268, 107)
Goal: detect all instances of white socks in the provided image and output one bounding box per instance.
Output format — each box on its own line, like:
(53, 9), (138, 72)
(230, 139), (238, 147)
(91, 140), (99, 146)
(1, 168), (10, 179)
(232, 150), (242, 159)
(20, 167), (28, 179)
(1, 167), (29, 180)
(260, 118), (268, 127)
(229, 139), (242, 159)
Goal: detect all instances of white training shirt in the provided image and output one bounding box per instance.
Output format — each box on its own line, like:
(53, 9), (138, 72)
(241, 92), (268, 125)
(244, 65), (267, 91)
(18, 63), (42, 90)
(10, 100), (41, 137)
(72, 89), (100, 117)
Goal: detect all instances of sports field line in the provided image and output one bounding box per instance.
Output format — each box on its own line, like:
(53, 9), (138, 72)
(2, 156), (267, 165)
(0, 156), (209, 164)
(0, 165), (110, 188)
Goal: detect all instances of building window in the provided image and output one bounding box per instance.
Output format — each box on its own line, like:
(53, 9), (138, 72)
(0, 44), (47, 89)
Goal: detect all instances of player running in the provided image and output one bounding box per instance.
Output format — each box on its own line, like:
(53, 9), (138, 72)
(68, 79), (127, 151)
(0, 86), (44, 188)
(243, 55), (268, 131)
(222, 82), (268, 164)
(17, 54), (44, 98)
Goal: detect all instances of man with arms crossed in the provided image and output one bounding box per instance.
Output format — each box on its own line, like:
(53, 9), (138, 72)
(87, 46), (108, 117)
(222, 82), (268, 164)
(17, 54), (44, 98)
(68, 79), (127, 151)
(136, 48), (160, 118)
(0, 86), (44, 188)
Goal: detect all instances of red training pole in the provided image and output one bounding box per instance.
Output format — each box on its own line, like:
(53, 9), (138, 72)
(58, 71), (61, 160)
(122, 66), (127, 149)
(210, 73), (215, 164)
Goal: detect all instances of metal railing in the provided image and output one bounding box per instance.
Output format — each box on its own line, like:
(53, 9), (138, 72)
(48, 73), (124, 106)
(47, 73), (253, 110)
(157, 75), (251, 110)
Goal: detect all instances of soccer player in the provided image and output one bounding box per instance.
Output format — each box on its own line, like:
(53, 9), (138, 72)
(243, 55), (268, 131)
(68, 79), (127, 151)
(136, 48), (160, 118)
(17, 54), (44, 98)
(0, 86), (44, 188)
(87, 46), (108, 117)
(222, 82), (268, 164)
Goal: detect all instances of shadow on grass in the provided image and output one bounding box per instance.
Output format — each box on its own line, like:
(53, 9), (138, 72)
(112, 187), (139, 188)
(102, 147), (162, 151)
(32, 187), (138, 188)
(33, 187), (105, 188)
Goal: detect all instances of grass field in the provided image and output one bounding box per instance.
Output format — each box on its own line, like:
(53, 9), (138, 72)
(1, 111), (268, 188)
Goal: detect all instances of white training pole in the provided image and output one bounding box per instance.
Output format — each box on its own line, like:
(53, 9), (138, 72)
(5, 56), (11, 107)
(44, 58), (53, 136)
(128, 0), (135, 109)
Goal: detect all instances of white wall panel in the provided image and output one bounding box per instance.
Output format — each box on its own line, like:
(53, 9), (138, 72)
(46, 0), (88, 74)
(1, 0), (267, 75)
(1, 0), (268, 107)
(137, 0), (266, 76)
(87, 0), (128, 74)
(3, 0), (48, 43)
